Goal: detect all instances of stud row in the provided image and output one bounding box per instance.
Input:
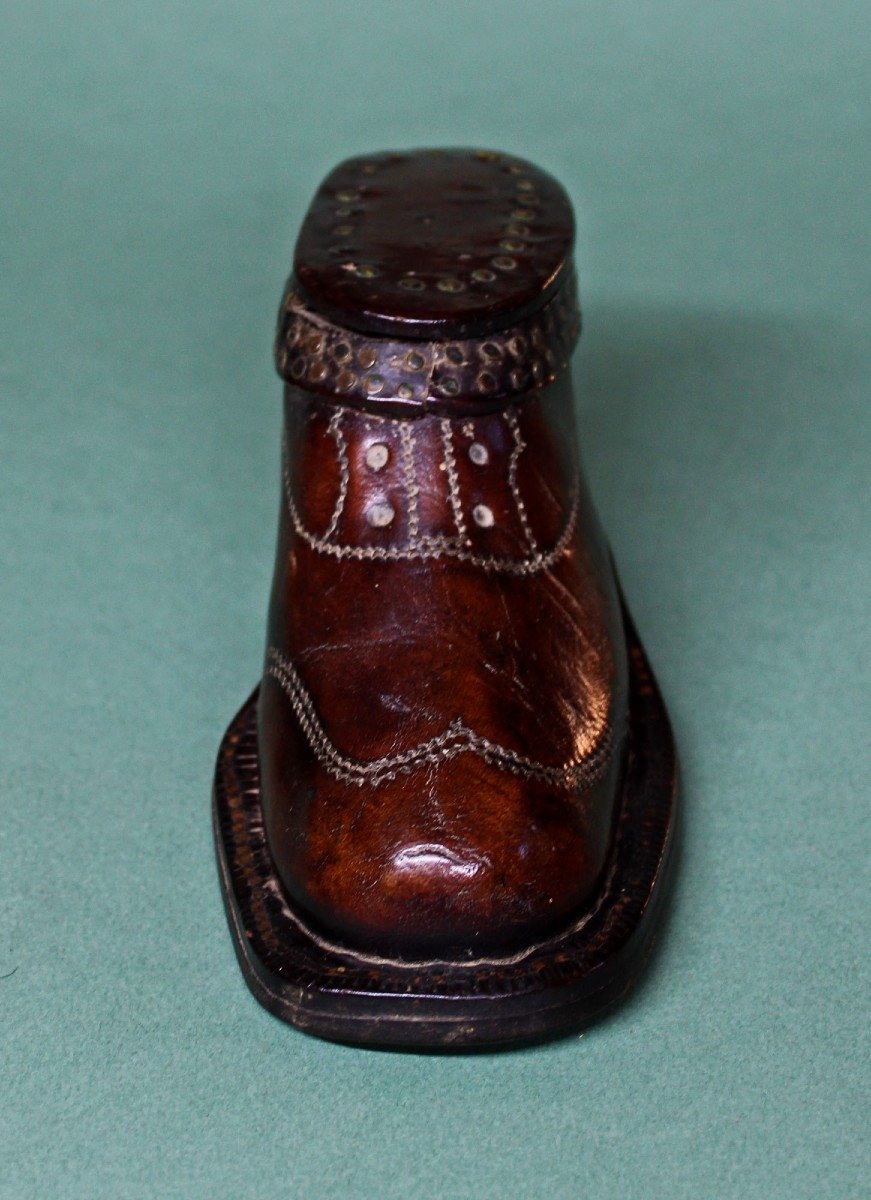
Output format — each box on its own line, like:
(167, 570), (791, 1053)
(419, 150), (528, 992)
(363, 438), (492, 530)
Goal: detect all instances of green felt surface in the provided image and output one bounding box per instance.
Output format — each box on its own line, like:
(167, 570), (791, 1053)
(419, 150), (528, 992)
(2, 3), (869, 1197)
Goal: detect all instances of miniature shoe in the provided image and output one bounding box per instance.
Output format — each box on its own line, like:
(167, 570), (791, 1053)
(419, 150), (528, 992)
(213, 148), (677, 1049)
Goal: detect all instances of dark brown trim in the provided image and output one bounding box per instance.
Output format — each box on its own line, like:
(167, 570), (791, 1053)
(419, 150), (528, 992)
(274, 270), (580, 417)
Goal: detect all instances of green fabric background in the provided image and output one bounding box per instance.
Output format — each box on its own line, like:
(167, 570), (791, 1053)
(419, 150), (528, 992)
(2, 3), (868, 1197)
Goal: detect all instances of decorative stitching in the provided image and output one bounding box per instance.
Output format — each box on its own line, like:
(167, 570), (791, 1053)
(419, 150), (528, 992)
(440, 419), (468, 545)
(266, 648), (612, 790)
(506, 406), (538, 553)
(398, 420), (420, 546)
(281, 430), (579, 575)
(323, 409), (349, 541)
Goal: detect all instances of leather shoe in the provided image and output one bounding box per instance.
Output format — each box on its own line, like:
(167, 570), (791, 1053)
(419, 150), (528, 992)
(213, 148), (677, 1049)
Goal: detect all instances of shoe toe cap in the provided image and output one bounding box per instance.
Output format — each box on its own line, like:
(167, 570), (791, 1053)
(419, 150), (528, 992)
(268, 750), (622, 958)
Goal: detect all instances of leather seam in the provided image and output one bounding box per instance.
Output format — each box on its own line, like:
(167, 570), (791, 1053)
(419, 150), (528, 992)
(265, 648), (613, 791)
(398, 419), (421, 547)
(506, 406), (538, 554)
(281, 414), (578, 573)
(439, 418), (469, 546)
(323, 409), (349, 540)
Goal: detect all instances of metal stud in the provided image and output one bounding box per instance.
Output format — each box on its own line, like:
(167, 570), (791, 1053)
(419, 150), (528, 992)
(365, 443), (389, 471)
(469, 442), (489, 466)
(366, 501), (395, 527)
(472, 503), (495, 528)
(492, 256), (517, 271)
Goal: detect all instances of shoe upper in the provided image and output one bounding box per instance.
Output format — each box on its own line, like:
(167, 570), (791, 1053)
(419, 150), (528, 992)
(257, 149), (629, 958)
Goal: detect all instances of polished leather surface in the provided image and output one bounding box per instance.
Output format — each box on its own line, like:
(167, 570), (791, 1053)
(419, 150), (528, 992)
(257, 149), (630, 957)
(292, 148), (575, 338)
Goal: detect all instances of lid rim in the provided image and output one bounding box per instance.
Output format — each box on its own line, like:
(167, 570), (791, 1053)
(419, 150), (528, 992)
(275, 266), (581, 417)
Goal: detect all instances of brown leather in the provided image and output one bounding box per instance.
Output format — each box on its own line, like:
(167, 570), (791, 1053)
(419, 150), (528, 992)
(257, 149), (629, 958)
(274, 270), (581, 417)
(290, 148), (575, 338)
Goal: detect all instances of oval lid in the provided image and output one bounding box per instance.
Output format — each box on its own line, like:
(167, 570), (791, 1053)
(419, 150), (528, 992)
(292, 147), (576, 340)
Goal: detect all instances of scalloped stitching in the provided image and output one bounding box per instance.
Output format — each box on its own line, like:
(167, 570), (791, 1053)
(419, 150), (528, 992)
(265, 648), (612, 790)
